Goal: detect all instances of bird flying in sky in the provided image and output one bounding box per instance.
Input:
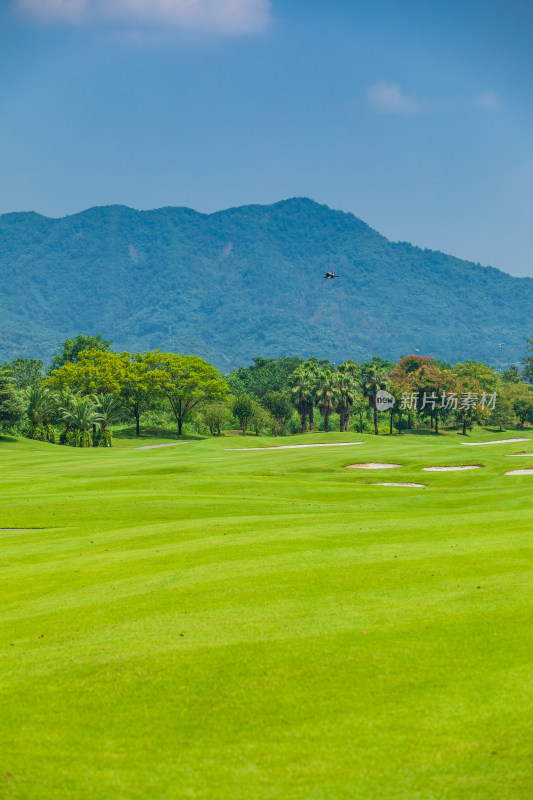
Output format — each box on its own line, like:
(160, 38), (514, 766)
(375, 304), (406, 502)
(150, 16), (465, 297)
(324, 272), (339, 279)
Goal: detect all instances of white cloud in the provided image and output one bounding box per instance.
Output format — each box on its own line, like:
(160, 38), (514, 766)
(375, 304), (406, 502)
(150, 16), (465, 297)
(17, 0), (272, 34)
(367, 80), (422, 115)
(19, 0), (87, 23)
(475, 91), (501, 110)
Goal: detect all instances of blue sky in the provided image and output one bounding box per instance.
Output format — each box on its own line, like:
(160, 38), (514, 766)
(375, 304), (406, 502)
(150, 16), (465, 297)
(1, 0), (532, 276)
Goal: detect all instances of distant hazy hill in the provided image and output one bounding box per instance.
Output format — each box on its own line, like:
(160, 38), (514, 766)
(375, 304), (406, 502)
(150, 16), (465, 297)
(0, 197), (531, 370)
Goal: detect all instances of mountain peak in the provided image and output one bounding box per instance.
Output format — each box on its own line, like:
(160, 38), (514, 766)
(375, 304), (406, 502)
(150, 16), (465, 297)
(0, 199), (531, 368)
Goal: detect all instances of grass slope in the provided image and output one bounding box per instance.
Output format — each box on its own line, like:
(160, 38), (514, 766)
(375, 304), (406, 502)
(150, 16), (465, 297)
(1, 429), (532, 799)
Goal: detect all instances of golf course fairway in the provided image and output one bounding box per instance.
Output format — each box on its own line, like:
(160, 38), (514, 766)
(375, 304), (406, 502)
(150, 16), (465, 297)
(1, 429), (532, 799)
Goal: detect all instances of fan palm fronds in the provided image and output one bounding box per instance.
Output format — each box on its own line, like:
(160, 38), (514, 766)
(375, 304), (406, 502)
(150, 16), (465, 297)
(314, 367), (340, 432)
(26, 386), (56, 427)
(93, 393), (123, 431)
(360, 365), (390, 435)
(60, 395), (103, 432)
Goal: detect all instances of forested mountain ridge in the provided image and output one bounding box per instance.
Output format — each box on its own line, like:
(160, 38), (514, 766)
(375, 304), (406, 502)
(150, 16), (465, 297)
(0, 197), (531, 370)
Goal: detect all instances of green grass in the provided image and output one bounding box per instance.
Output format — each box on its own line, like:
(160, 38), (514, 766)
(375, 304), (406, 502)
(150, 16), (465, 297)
(1, 427), (532, 799)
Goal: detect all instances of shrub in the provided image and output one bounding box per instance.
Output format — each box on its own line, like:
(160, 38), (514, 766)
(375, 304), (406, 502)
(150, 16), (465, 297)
(60, 429), (73, 446)
(93, 429), (112, 447)
(70, 429), (92, 447)
(44, 425), (56, 443)
(25, 423), (49, 441)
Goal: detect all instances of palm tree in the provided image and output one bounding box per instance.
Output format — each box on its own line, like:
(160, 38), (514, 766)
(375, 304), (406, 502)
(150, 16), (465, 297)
(361, 364), (390, 435)
(314, 367), (339, 433)
(26, 386), (56, 430)
(55, 388), (79, 440)
(290, 365), (314, 433)
(60, 395), (102, 433)
(93, 393), (122, 432)
(303, 360), (321, 430)
(335, 361), (361, 432)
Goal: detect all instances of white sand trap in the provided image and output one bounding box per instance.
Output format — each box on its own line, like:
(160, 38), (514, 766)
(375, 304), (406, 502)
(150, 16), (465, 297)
(506, 453), (533, 457)
(461, 438), (529, 446)
(226, 442), (364, 451)
(505, 469), (533, 475)
(136, 442), (191, 450)
(347, 463), (402, 469)
(373, 482), (426, 488)
(423, 465), (481, 472)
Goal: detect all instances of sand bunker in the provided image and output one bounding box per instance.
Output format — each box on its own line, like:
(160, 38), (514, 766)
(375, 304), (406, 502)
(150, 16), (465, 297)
(372, 482), (426, 488)
(423, 465), (481, 472)
(505, 469), (533, 475)
(136, 442), (191, 450)
(461, 438), (529, 446)
(506, 453), (533, 457)
(347, 463), (402, 469)
(226, 442), (364, 451)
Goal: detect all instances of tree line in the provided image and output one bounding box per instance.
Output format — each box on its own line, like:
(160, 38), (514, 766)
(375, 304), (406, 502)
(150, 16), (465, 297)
(1, 334), (533, 444)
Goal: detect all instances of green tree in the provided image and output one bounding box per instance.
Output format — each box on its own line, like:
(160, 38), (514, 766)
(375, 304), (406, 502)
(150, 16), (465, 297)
(94, 393), (123, 432)
(46, 349), (125, 395)
(0, 375), (26, 430)
(251, 404), (273, 436)
(49, 334), (112, 371)
(59, 395), (103, 446)
(361, 363), (390, 435)
(26, 386), (56, 440)
(454, 389), (485, 435)
(290, 364), (315, 434)
(262, 391), (293, 436)
(388, 370), (414, 434)
(453, 361), (497, 434)
(118, 353), (156, 436)
(2, 358), (44, 389)
(55, 389), (79, 443)
(335, 361), (361, 432)
(384, 383), (403, 435)
(501, 365), (522, 384)
(302, 360), (321, 430)
(417, 365), (458, 434)
(227, 356), (303, 399)
(490, 393), (515, 432)
(47, 350), (160, 436)
(201, 402), (230, 436)
(145, 352), (229, 435)
(233, 394), (257, 435)
(514, 396), (533, 425)
(362, 356), (396, 373)
(453, 361), (498, 392)
(351, 392), (370, 433)
(314, 367), (339, 433)
(495, 381), (533, 428)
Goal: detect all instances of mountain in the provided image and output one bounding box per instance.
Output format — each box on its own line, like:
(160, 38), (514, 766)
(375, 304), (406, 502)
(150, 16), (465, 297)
(0, 197), (531, 371)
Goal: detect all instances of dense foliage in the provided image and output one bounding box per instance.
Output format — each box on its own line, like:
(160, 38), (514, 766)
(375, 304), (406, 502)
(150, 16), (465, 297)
(1, 199), (532, 370)
(1, 333), (532, 441)
(0, 373), (26, 428)
(49, 334), (112, 371)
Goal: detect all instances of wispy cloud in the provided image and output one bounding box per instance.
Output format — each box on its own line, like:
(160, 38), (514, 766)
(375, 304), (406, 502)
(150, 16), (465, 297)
(367, 80), (422, 115)
(475, 90), (501, 110)
(17, 0), (273, 35)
